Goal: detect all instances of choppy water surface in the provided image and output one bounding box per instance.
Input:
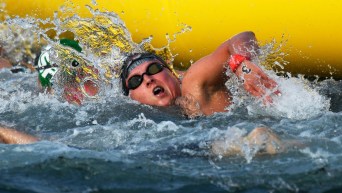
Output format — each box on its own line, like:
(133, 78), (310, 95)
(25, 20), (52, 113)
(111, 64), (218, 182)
(1, 70), (342, 193)
(1, 4), (342, 193)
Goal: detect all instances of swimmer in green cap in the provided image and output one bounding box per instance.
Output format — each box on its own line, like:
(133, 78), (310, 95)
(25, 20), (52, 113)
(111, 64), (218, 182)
(36, 38), (82, 89)
(36, 38), (101, 105)
(1, 38), (100, 105)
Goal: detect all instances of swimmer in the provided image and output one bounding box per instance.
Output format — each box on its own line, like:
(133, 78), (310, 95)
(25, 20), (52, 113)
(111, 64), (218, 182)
(0, 31), (287, 157)
(36, 38), (100, 105)
(1, 39), (100, 105)
(120, 31), (285, 155)
(121, 31), (280, 116)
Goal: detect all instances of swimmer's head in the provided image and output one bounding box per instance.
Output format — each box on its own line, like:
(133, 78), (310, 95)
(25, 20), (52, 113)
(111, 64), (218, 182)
(121, 53), (170, 95)
(37, 39), (101, 105)
(37, 39), (83, 88)
(120, 53), (181, 106)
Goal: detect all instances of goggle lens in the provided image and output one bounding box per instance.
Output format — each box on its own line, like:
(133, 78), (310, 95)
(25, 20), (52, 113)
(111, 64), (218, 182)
(127, 63), (164, 90)
(128, 75), (143, 89)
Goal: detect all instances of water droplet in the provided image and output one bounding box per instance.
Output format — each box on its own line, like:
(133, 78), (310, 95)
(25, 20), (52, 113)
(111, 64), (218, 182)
(91, 0), (98, 6)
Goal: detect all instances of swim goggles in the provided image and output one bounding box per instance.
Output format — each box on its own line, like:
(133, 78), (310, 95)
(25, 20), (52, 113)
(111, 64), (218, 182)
(127, 62), (164, 90)
(121, 53), (170, 96)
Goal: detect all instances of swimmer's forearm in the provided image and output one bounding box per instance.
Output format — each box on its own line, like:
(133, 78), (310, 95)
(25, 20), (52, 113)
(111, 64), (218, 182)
(211, 138), (244, 156)
(211, 127), (284, 157)
(0, 127), (38, 144)
(227, 31), (259, 59)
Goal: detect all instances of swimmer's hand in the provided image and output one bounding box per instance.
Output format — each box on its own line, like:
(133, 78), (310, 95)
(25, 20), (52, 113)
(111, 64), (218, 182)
(235, 60), (281, 104)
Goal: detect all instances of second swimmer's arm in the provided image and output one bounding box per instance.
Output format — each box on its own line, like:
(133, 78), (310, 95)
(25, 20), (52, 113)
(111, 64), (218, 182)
(211, 127), (284, 156)
(0, 126), (38, 144)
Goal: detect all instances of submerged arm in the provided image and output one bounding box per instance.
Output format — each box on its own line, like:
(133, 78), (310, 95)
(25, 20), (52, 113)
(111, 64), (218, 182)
(0, 126), (38, 144)
(212, 127), (285, 156)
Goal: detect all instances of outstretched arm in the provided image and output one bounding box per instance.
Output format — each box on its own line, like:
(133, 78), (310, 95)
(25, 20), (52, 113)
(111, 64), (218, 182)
(0, 126), (38, 144)
(181, 32), (260, 114)
(182, 31), (280, 115)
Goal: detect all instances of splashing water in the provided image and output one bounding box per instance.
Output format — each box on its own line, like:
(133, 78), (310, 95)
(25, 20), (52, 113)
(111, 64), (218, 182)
(1, 2), (342, 193)
(225, 38), (330, 120)
(2, 4), (183, 101)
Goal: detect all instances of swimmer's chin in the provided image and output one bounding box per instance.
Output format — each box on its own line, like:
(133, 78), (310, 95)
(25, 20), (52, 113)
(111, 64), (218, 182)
(155, 97), (179, 107)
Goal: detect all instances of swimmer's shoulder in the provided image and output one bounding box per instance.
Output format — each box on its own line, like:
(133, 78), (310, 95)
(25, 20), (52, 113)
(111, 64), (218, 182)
(181, 55), (214, 98)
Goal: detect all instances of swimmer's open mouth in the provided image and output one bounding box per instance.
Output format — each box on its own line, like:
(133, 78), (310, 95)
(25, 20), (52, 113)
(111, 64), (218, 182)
(153, 86), (164, 95)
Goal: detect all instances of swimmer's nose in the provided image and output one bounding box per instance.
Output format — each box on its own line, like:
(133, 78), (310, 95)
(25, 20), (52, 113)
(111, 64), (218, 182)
(143, 75), (154, 87)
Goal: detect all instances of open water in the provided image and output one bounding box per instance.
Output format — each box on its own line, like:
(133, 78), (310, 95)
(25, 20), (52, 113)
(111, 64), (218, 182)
(1, 4), (342, 193)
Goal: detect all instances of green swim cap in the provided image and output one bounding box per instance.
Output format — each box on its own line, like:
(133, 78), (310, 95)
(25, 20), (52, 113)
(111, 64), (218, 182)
(60, 39), (82, 52)
(37, 39), (82, 88)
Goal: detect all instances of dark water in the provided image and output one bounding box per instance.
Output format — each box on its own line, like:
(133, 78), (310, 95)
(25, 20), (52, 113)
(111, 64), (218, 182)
(1, 69), (342, 193)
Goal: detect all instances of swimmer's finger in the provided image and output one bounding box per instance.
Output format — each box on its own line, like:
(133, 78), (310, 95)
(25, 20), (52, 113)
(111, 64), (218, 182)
(253, 82), (277, 104)
(261, 75), (278, 89)
(245, 81), (274, 105)
(243, 73), (273, 99)
(264, 79), (277, 90)
(262, 94), (274, 104)
(262, 77), (282, 97)
(273, 90), (282, 96)
(262, 77), (282, 96)
(259, 82), (281, 100)
(254, 79), (268, 95)
(244, 83), (261, 97)
(250, 86), (273, 105)
(249, 83), (267, 98)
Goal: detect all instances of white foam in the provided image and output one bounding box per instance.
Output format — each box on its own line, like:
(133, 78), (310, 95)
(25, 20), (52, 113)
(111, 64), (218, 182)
(155, 121), (179, 132)
(125, 113), (156, 128)
(247, 75), (330, 120)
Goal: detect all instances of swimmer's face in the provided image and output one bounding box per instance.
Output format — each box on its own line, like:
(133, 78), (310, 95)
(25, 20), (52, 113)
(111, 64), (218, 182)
(126, 60), (181, 106)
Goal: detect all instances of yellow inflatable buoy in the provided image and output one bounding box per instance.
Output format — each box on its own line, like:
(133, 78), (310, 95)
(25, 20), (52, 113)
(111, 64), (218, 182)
(2, 0), (342, 78)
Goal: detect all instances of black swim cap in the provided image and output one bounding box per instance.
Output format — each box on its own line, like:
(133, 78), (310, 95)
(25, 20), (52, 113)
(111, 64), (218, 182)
(120, 53), (168, 96)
